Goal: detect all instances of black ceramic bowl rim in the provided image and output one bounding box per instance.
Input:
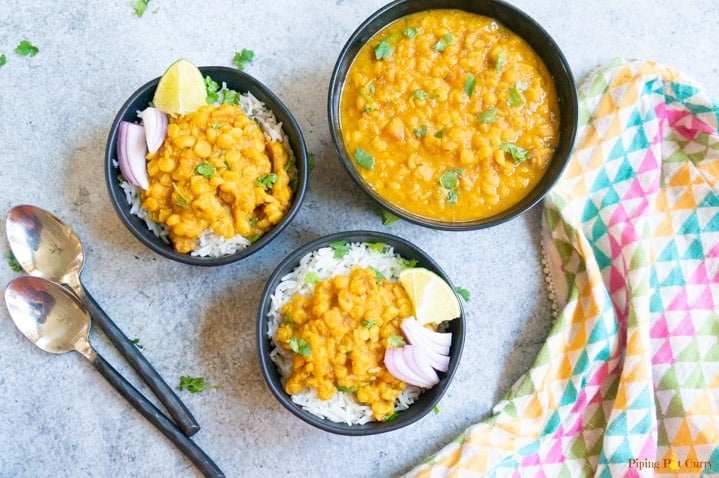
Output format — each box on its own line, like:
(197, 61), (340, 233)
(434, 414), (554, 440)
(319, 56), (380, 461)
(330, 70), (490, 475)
(105, 66), (309, 266)
(256, 230), (466, 435)
(328, 0), (578, 231)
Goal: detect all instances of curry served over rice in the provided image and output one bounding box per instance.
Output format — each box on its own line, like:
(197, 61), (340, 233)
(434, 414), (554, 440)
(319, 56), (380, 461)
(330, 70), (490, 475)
(276, 267), (412, 421)
(141, 103), (293, 253)
(339, 9), (560, 221)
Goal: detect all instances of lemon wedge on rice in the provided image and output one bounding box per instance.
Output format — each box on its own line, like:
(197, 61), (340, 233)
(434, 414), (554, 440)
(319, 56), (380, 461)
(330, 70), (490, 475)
(399, 267), (461, 325)
(152, 58), (206, 115)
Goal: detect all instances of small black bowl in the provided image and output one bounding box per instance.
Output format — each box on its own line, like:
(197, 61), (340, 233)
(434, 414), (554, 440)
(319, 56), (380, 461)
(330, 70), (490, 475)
(257, 230), (465, 435)
(105, 66), (308, 266)
(328, 0), (578, 230)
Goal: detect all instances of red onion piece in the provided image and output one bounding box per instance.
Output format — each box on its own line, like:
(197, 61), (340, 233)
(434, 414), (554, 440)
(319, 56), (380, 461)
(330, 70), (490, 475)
(407, 345), (439, 386)
(384, 347), (434, 388)
(401, 317), (451, 356)
(139, 106), (168, 154)
(117, 121), (149, 190)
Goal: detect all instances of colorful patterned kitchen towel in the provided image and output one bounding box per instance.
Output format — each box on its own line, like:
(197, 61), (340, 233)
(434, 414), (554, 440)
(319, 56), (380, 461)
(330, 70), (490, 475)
(406, 59), (719, 477)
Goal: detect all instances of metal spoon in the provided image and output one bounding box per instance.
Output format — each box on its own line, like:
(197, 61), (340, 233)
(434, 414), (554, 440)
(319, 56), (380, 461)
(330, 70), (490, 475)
(4, 276), (224, 478)
(5, 204), (200, 436)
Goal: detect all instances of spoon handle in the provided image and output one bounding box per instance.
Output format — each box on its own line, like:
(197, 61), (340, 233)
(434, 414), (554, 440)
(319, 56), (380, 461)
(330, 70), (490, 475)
(88, 349), (225, 478)
(82, 288), (201, 437)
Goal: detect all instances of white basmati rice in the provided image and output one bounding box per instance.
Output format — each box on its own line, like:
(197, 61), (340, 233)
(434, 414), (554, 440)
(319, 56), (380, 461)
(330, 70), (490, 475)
(116, 89), (292, 257)
(267, 242), (421, 425)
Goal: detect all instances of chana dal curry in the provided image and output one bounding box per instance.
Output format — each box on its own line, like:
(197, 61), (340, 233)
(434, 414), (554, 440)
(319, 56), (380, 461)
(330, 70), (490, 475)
(340, 9), (560, 221)
(142, 103), (293, 253)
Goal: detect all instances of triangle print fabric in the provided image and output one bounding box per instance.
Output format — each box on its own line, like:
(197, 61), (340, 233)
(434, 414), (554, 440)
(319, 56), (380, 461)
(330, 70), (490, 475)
(406, 59), (719, 477)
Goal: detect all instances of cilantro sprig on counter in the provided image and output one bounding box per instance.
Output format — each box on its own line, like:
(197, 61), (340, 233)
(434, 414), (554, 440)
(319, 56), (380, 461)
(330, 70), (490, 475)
(178, 376), (218, 393)
(15, 40), (38, 57)
(233, 48), (254, 71)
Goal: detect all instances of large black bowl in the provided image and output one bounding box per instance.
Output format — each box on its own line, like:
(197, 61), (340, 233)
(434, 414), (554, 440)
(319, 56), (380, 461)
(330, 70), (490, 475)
(328, 0), (578, 230)
(105, 66), (308, 266)
(257, 231), (465, 435)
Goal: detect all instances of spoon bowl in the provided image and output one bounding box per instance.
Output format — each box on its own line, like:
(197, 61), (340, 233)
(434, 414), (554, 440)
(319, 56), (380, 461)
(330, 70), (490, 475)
(4, 276), (224, 477)
(5, 204), (200, 436)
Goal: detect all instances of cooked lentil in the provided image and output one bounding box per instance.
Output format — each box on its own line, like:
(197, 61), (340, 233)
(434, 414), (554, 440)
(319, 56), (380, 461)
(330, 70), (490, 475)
(340, 9), (560, 221)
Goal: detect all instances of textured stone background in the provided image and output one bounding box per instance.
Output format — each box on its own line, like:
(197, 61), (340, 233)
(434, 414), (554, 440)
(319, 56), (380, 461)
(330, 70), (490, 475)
(0, 1), (717, 476)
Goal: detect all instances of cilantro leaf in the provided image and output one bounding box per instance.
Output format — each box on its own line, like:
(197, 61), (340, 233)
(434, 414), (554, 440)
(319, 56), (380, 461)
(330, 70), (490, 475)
(232, 48), (254, 71)
(413, 89), (429, 101)
(354, 148), (374, 170)
(439, 168), (464, 204)
(172, 182), (190, 207)
(361, 319), (375, 328)
(329, 240), (350, 258)
(434, 33), (454, 52)
(384, 412), (398, 422)
(178, 376), (217, 393)
(413, 125), (428, 138)
(388, 334), (406, 347)
(131, 0), (149, 16)
(15, 40), (38, 57)
(7, 251), (22, 272)
(464, 73), (476, 97)
(477, 107), (498, 124)
(404, 27), (418, 38)
(374, 40), (394, 60)
(370, 266), (385, 280)
(222, 89), (239, 105)
(507, 86), (524, 107)
(500, 142), (531, 162)
(455, 286), (471, 302)
(195, 162), (216, 179)
(495, 52), (506, 70)
(381, 209), (400, 225)
(288, 337), (311, 357)
(366, 242), (387, 254)
(205, 75), (220, 104)
(256, 173), (278, 189)
(398, 257), (418, 268)
(131, 338), (144, 349)
(307, 152), (316, 171)
(433, 405), (440, 414)
(335, 384), (358, 393)
(304, 271), (320, 284)
(0, 54), (6, 69)
(434, 128), (445, 138)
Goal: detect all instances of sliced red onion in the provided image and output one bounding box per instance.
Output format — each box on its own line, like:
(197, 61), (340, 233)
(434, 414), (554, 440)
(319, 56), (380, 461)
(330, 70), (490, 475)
(139, 106), (168, 154)
(384, 347), (434, 388)
(117, 121), (149, 190)
(401, 317), (451, 356)
(424, 348), (450, 373)
(407, 345), (439, 386)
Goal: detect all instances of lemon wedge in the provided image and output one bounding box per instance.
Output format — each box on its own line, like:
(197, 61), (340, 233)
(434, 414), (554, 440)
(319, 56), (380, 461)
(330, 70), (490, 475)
(152, 58), (206, 115)
(399, 267), (461, 325)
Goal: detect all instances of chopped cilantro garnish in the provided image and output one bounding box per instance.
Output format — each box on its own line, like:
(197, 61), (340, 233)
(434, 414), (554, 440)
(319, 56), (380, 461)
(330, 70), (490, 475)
(307, 152), (316, 171)
(232, 48), (254, 71)
(222, 89), (239, 105)
(211, 122), (224, 129)
(178, 376), (217, 393)
(388, 334), (406, 347)
(195, 162), (215, 179)
(370, 266), (385, 280)
(329, 240), (350, 258)
(464, 73), (476, 97)
(205, 75), (220, 104)
(256, 173), (278, 189)
(15, 40), (38, 57)
(374, 40), (394, 60)
(7, 251), (22, 272)
(304, 271), (320, 284)
(495, 52), (506, 70)
(172, 182), (190, 207)
(439, 168), (464, 205)
(434, 128), (445, 138)
(384, 412), (399, 422)
(335, 384), (358, 393)
(361, 319), (375, 328)
(368, 83), (376, 94)
(456, 286), (471, 302)
(131, 338), (144, 349)
(500, 142), (531, 162)
(398, 257), (418, 268)
(381, 209), (400, 225)
(288, 337), (311, 357)
(477, 107), (498, 124)
(403, 27), (418, 38)
(131, 0), (149, 16)
(354, 148), (374, 170)
(366, 242), (387, 254)
(0, 54), (6, 69)
(433, 405), (440, 414)
(434, 33), (454, 52)
(507, 86), (524, 107)
(413, 89), (428, 101)
(413, 125), (428, 138)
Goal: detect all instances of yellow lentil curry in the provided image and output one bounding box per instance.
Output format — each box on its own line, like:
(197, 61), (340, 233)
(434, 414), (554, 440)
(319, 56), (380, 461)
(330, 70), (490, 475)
(142, 103), (293, 253)
(276, 267), (414, 421)
(339, 9), (560, 221)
